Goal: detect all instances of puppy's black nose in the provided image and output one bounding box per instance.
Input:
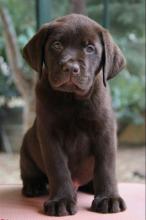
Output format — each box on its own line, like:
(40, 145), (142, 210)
(62, 62), (80, 75)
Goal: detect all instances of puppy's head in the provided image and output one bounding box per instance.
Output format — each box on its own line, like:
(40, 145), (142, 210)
(23, 14), (126, 96)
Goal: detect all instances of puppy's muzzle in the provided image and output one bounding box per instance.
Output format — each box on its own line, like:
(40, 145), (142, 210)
(61, 61), (80, 76)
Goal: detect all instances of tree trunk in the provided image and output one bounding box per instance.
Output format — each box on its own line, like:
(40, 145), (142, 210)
(0, 7), (36, 131)
(70, 0), (86, 14)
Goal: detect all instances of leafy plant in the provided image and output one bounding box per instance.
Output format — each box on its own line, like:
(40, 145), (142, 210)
(87, 0), (145, 126)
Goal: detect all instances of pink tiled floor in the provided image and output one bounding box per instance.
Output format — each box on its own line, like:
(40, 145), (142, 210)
(0, 183), (145, 220)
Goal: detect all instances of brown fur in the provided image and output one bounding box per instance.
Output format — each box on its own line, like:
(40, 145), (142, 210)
(20, 14), (126, 216)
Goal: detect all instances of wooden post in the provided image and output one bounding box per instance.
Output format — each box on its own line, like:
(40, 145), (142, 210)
(103, 0), (109, 28)
(36, 0), (52, 29)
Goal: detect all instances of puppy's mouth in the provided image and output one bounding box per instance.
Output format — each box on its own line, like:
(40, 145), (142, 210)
(53, 80), (89, 96)
(60, 82), (86, 94)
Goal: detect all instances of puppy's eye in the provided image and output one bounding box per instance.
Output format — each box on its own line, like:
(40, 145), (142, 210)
(52, 41), (63, 51)
(84, 44), (96, 54)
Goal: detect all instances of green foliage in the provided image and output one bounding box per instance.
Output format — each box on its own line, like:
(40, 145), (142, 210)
(87, 0), (145, 124)
(52, 0), (69, 19)
(109, 2), (144, 38)
(0, 72), (19, 97)
(0, 0), (36, 98)
(110, 70), (145, 125)
(0, 0), (36, 34)
(0, 0), (36, 50)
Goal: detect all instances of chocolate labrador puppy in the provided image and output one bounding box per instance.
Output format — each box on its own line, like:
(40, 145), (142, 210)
(20, 14), (126, 216)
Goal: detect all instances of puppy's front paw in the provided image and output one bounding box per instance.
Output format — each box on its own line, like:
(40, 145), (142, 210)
(44, 198), (77, 216)
(91, 195), (126, 213)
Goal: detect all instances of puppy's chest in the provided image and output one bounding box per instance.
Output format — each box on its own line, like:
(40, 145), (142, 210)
(62, 121), (92, 163)
(57, 103), (97, 159)
(61, 121), (94, 185)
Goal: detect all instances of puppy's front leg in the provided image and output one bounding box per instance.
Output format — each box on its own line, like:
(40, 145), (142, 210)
(37, 120), (77, 216)
(91, 127), (126, 213)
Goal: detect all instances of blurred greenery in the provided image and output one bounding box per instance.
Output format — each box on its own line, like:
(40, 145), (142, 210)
(0, 0), (145, 125)
(0, 0), (36, 97)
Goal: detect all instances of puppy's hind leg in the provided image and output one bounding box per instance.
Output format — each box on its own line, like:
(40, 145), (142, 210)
(20, 155), (48, 197)
(20, 133), (48, 197)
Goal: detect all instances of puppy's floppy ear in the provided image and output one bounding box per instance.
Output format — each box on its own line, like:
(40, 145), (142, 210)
(23, 23), (51, 74)
(101, 30), (126, 86)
